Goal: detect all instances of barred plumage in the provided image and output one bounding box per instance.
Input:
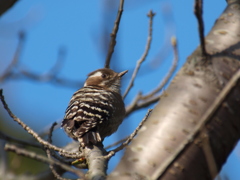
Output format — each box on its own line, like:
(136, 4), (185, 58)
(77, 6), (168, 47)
(62, 68), (127, 147)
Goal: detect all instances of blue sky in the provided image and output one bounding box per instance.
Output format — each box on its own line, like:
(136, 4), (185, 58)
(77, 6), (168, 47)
(0, 0), (239, 178)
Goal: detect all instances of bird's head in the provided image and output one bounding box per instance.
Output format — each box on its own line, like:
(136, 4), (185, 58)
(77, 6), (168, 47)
(84, 68), (128, 93)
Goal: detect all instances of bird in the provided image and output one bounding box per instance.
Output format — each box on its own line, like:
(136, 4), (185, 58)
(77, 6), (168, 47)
(61, 68), (128, 147)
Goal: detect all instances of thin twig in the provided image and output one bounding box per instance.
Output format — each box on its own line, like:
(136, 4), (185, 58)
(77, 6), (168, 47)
(48, 122), (57, 143)
(105, 109), (152, 159)
(5, 143), (84, 179)
(1, 43), (82, 88)
(152, 69), (240, 179)
(0, 131), (41, 148)
(194, 0), (208, 58)
(150, 3), (176, 68)
(0, 89), (82, 159)
(0, 140), (7, 176)
(46, 123), (64, 180)
(105, 0), (125, 68)
(105, 136), (128, 150)
(18, 70), (83, 88)
(47, 47), (66, 77)
(125, 92), (162, 117)
(38, 119), (62, 138)
(46, 123), (84, 180)
(20, 47), (66, 81)
(0, 32), (25, 82)
(123, 11), (155, 99)
(142, 36), (178, 100)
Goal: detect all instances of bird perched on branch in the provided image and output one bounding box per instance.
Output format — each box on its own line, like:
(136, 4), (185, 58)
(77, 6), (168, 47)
(62, 68), (128, 147)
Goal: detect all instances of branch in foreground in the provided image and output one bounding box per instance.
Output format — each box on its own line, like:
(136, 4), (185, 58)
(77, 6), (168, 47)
(152, 69), (240, 179)
(105, 0), (125, 68)
(105, 109), (152, 159)
(46, 122), (64, 180)
(123, 10), (155, 99)
(83, 144), (108, 180)
(0, 0), (18, 16)
(4, 143), (84, 179)
(0, 89), (82, 159)
(0, 131), (41, 148)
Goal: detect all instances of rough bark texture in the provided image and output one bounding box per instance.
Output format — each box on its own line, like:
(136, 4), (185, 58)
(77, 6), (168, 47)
(108, 1), (240, 180)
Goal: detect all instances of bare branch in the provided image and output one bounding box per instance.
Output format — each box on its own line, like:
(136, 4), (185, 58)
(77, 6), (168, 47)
(194, 0), (208, 58)
(124, 36), (178, 117)
(0, 131), (41, 148)
(105, 109), (152, 159)
(45, 122), (85, 180)
(123, 11), (155, 99)
(152, 69), (240, 179)
(0, 40), (83, 88)
(0, 89), (83, 158)
(201, 130), (220, 180)
(5, 143), (85, 179)
(125, 92), (161, 117)
(142, 36), (178, 100)
(150, 3), (176, 68)
(105, 137), (128, 150)
(0, 32), (25, 82)
(83, 144), (108, 180)
(20, 47), (67, 82)
(105, 0), (124, 68)
(47, 122), (57, 144)
(46, 133), (65, 180)
(18, 70), (83, 88)
(0, 139), (7, 176)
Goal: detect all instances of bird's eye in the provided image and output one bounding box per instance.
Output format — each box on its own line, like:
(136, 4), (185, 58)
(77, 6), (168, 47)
(101, 74), (107, 78)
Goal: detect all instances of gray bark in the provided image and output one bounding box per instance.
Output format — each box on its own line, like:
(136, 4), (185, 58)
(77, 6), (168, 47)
(108, 1), (240, 180)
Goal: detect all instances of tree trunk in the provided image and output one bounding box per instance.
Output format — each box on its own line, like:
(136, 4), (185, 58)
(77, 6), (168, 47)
(108, 1), (240, 180)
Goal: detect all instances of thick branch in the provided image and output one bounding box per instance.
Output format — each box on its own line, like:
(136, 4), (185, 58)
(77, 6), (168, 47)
(109, 1), (240, 179)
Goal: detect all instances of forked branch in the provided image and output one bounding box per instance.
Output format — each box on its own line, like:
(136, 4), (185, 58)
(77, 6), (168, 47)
(123, 11), (155, 99)
(0, 89), (82, 159)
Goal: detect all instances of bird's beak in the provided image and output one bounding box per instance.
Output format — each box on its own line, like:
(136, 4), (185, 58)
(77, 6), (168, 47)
(118, 70), (128, 77)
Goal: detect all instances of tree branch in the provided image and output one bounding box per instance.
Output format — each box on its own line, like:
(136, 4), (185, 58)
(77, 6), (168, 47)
(123, 11), (155, 99)
(194, 0), (208, 58)
(0, 32), (25, 82)
(5, 143), (85, 179)
(105, 0), (124, 68)
(0, 0), (18, 16)
(141, 36), (178, 100)
(0, 131), (41, 148)
(152, 69), (240, 179)
(0, 89), (82, 158)
(105, 109), (152, 159)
